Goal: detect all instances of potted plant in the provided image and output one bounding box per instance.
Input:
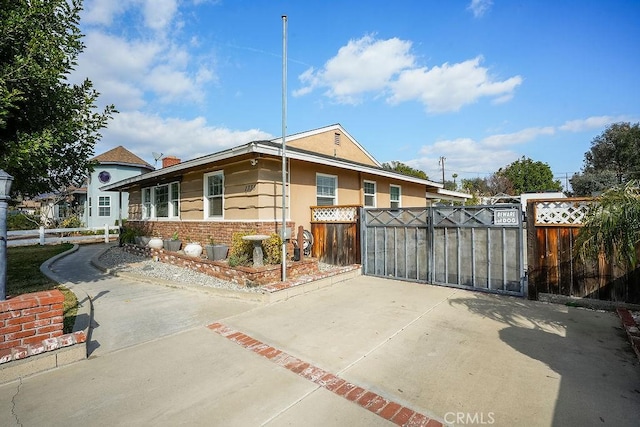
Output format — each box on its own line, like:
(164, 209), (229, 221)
(205, 236), (229, 261)
(184, 239), (203, 258)
(164, 231), (182, 252)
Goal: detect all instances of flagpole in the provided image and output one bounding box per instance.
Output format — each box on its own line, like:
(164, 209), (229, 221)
(281, 15), (288, 281)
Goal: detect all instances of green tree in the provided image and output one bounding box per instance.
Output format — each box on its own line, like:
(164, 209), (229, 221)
(576, 181), (640, 269)
(0, 0), (115, 197)
(571, 122), (640, 195)
(461, 177), (490, 196)
(381, 161), (428, 180)
(569, 169), (618, 197)
(496, 157), (562, 195)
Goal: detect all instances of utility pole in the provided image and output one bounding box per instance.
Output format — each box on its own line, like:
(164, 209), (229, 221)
(439, 156), (446, 184)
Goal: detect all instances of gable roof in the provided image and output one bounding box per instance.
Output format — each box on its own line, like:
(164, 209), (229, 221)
(270, 124), (382, 167)
(101, 139), (453, 195)
(92, 146), (154, 170)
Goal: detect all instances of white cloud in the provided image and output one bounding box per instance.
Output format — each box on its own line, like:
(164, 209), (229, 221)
(99, 112), (273, 162)
(83, 0), (132, 26)
(467, 0), (493, 18)
(142, 0), (178, 31)
(481, 126), (555, 147)
(558, 115), (630, 132)
(294, 35), (415, 104)
(294, 36), (522, 113)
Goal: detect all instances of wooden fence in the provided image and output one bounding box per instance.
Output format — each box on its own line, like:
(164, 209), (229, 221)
(526, 199), (640, 303)
(310, 205), (360, 266)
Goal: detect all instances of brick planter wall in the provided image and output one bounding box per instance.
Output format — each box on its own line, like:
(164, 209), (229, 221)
(123, 244), (319, 287)
(0, 290), (86, 365)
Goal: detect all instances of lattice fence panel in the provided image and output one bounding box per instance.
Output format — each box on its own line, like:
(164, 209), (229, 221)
(534, 200), (590, 226)
(312, 206), (358, 223)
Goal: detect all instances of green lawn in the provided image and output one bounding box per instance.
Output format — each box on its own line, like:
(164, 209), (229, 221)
(7, 244), (77, 333)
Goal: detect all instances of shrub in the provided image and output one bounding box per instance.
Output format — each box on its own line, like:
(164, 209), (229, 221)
(7, 212), (40, 230)
(60, 216), (83, 228)
(230, 231), (254, 260)
(228, 252), (250, 267)
(262, 233), (282, 265)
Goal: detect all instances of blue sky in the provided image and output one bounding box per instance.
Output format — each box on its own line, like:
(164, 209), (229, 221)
(74, 0), (640, 188)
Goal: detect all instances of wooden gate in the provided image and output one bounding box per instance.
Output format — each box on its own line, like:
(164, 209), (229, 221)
(310, 205), (360, 266)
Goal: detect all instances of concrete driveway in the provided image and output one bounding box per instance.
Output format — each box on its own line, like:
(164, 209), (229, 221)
(1, 244), (638, 426)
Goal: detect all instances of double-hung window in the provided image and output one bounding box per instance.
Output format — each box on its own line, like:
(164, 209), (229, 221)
(364, 180), (376, 208)
(204, 171), (224, 218)
(390, 185), (401, 209)
(141, 182), (180, 219)
(98, 196), (111, 217)
(316, 174), (337, 206)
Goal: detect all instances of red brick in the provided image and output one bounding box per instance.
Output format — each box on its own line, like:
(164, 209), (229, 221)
(425, 419), (444, 427)
(20, 306), (49, 316)
(367, 396), (390, 414)
(324, 377), (346, 392)
(335, 382), (357, 397)
(391, 407), (415, 425)
(346, 386), (366, 402)
(0, 324), (21, 335)
(379, 402), (402, 421)
(35, 311), (60, 320)
(50, 303), (64, 311)
(43, 338), (60, 351)
(357, 391), (379, 408)
(3, 300), (36, 311)
(404, 413), (432, 427)
(226, 332), (243, 340)
(37, 324), (62, 334)
(7, 329), (36, 340)
(23, 318), (52, 330)
(51, 330), (63, 337)
(0, 340), (20, 350)
(58, 334), (77, 347)
(28, 342), (46, 356)
(249, 343), (270, 353)
(12, 346), (29, 360)
(0, 348), (12, 363)
(290, 362), (310, 374)
(73, 331), (87, 343)
(207, 322), (223, 331)
(36, 294), (65, 305)
(7, 315), (36, 326)
(23, 334), (52, 345)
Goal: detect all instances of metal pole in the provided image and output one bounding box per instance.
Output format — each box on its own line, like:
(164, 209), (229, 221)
(281, 15), (288, 282)
(0, 170), (14, 301)
(0, 198), (8, 300)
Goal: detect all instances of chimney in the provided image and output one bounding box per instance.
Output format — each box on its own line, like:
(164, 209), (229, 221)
(162, 156), (181, 168)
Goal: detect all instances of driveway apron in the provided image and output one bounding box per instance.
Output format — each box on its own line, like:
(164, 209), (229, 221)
(46, 243), (258, 356)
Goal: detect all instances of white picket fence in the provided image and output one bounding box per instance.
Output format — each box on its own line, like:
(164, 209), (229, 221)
(7, 225), (120, 247)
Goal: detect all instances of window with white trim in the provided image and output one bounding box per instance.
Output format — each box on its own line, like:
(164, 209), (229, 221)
(141, 182), (180, 219)
(364, 180), (376, 208)
(204, 171), (224, 218)
(98, 196), (111, 217)
(316, 174), (337, 206)
(390, 185), (401, 209)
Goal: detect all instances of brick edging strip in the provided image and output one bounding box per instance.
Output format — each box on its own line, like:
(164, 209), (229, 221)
(616, 308), (640, 362)
(207, 322), (443, 427)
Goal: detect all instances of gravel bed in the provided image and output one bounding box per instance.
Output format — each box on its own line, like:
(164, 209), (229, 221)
(98, 246), (341, 293)
(98, 247), (263, 293)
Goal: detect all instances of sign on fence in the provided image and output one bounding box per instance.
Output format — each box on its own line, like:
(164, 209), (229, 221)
(494, 209), (519, 226)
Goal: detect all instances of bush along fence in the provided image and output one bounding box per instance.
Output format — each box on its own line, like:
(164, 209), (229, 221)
(526, 199), (640, 304)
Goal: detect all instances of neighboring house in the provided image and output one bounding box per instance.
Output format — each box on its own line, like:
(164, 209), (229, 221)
(37, 187), (87, 226)
(101, 124), (470, 244)
(86, 146), (154, 228)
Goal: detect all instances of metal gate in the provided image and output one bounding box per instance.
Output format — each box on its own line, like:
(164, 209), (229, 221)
(361, 205), (526, 296)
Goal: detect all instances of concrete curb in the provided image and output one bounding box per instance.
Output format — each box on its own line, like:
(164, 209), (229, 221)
(0, 245), (92, 385)
(90, 247), (362, 304)
(616, 308), (640, 362)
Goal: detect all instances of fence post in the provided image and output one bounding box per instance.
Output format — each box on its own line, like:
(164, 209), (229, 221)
(104, 224), (109, 243)
(39, 226), (45, 245)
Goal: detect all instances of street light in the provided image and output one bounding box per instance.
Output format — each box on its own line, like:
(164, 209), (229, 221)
(0, 169), (14, 301)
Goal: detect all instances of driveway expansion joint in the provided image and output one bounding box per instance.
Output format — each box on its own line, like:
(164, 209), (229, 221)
(207, 322), (444, 427)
